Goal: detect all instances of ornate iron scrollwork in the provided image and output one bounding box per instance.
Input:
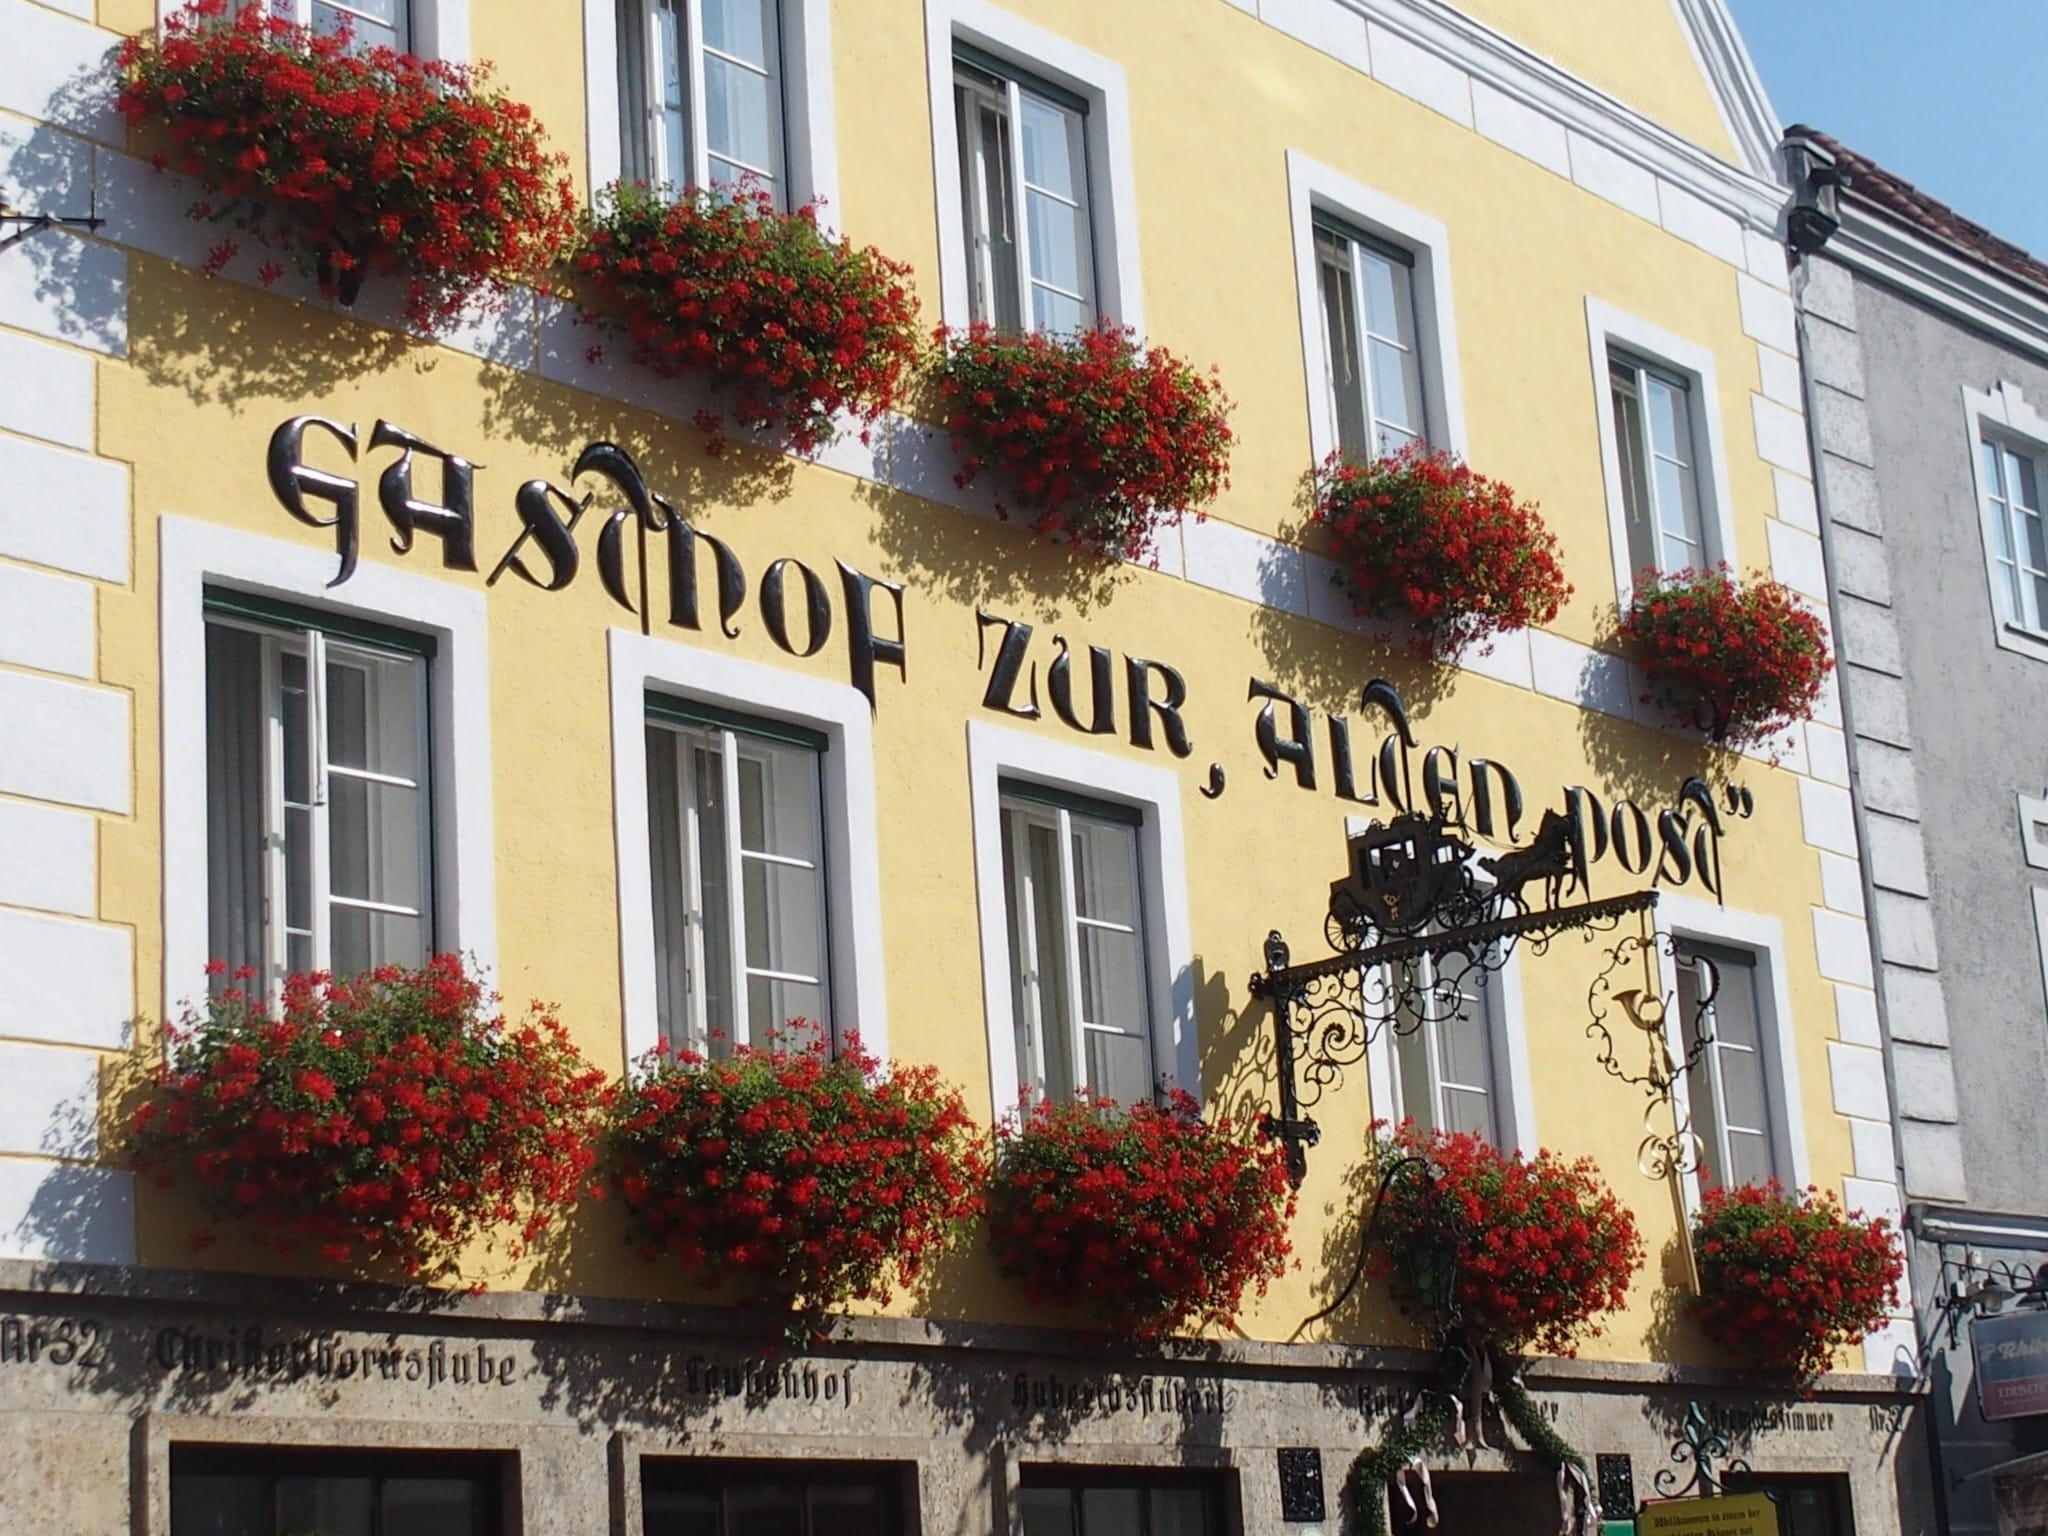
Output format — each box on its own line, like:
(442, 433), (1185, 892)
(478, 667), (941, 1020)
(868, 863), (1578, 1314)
(1250, 808), (1659, 1183)
(1586, 933), (1723, 1179)
(1653, 1402), (1750, 1499)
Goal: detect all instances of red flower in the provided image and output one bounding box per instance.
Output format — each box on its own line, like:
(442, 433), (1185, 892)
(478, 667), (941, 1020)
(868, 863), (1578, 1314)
(1690, 1181), (1903, 1381)
(1308, 445), (1571, 659)
(1619, 566), (1834, 752)
(988, 1091), (1294, 1338)
(933, 323), (1235, 561)
(115, 0), (578, 330)
(129, 956), (610, 1280)
(576, 182), (921, 457)
(608, 1032), (986, 1323)
(1366, 1123), (1643, 1357)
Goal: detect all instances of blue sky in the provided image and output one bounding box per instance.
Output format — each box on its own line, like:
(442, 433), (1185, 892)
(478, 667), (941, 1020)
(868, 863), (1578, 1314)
(1726, 0), (2048, 259)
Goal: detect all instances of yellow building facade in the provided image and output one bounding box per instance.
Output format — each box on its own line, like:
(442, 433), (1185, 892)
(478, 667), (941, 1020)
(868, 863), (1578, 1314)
(0, 0), (1931, 1531)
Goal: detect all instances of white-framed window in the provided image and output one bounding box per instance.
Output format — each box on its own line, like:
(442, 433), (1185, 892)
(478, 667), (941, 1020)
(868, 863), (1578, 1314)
(1964, 383), (2048, 662)
(926, 0), (1142, 333)
(204, 593), (432, 993)
(1364, 941), (1534, 1151)
(953, 50), (1094, 332)
(1315, 221), (1425, 458)
(645, 700), (830, 1053)
(1610, 351), (1706, 575)
(179, 0), (465, 61)
(610, 630), (887, 1062)
(614, 0), (787, 199)
(585, 0), (834, 216)
(1658, 894), (1810, 1201)
(1000, 786), (1151, 1104)
(1286, 151), (1466, 464)
(1678, 939), (1778, 1191)
(296, 0), (411, 52)
(1586, 299), (1737, 603)
(160, 517), (497, 1012)
(968, 722), (1196, 1113)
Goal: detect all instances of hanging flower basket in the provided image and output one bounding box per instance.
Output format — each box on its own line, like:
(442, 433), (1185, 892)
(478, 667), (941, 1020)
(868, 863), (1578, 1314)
(114, 0), (578, 328)
(130, 957), (610, 1280)
(933, 323), (1234, 561)
(1691, 1181), (1904, 1380)
(1619, 566), (1833, 751)
(989, 1092), (1293, 1338)
(576, 182), (922, 456)
(1366, 1124), (1643, 1357)
(1309, 445), (1571, 658)
(609, 1036), (986, 1322)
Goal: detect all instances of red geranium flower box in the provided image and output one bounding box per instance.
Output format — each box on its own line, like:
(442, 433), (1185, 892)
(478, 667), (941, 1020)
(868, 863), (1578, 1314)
(1367, 1123), (1643, 1357)
(1620, 566), (1834, 751)
(1309, 444), (1572, 658)
(1691, 1181), (1904, 1380)
(577, 182), (922, 456)
(934, 323), (1234, 561)
(115, 0), (578, 328)
(609, 1035), (986, 1321)
(130, 956), (610, 1280)
(989, 1091), (1294, 1338)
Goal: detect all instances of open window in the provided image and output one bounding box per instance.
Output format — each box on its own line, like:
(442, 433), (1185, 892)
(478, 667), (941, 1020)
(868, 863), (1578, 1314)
(645, 700), (830, 1054)
(202, 590), (433, 994)
(616, 0), (789, 199)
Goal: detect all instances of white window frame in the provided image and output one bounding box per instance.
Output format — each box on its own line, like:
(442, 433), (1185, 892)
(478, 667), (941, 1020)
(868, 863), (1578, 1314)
(160, 515), (496, 1013)
(644, 707), (831, 1054)
(968, 722), (1196, 1116)
(1364, 952), (1532, 1153)
(159, 0), (467, 62)
(611, 628), (885, 1062)
(1658, 894), (1811, 1210)
(926, 0), (1143, 334)
(1962, 381), (2048, 665)
(1287, 151), (1468, 464)
(1586, 297), (1738, 606)
(584, 0), (837, 222)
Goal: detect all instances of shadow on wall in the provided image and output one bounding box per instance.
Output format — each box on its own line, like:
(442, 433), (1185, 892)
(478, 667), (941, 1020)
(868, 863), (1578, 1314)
(2, 67), (128, 360)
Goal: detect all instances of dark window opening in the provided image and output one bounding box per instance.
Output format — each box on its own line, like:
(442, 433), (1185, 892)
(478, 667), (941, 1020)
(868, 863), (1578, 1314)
(642, 1458), (908, 1536)
(170, 1445), (507, 1536)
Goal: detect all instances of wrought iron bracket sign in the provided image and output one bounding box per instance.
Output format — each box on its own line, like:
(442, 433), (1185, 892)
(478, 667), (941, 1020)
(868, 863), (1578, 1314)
(1247, 681), (1737, 1184)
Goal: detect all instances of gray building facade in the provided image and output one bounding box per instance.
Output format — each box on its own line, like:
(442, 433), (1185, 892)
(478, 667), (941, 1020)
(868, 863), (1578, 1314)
(1787, 127), (2048, 1535)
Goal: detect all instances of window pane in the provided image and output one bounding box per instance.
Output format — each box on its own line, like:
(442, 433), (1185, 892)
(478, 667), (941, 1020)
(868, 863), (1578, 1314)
(313, 0), (405, 53)
(657, 0), (688, 185)
(328, 778), (424, 909)
(330, 907), (426, 980)
(1706, 952), (1763, 1051)
(1080, 1488), (1144, 1536)
(690, 742), (737, 1046)
(960, 90), (1023, 330)
(1018, 93), (1082, 200)
(736, 743), (822, 863)
(1019, 1488), (1075, 1536)
(741, 860), (826, 980)
(1070, 819), (1138, 928)
(617, 0), (654, 183)
(1317, 239), (1371, 459)
(648, 728), (694, 1046)
(1149, 1488), (1215, 1536)
(204, 623), (267, 982)
(1719, 1044), (1768, 1134)
(1024, 190), (1088, 298)
(1440, 1085), (1494, 1140)
(1727, 1127), (1775, 1189)
(808, 1485), (886, 1536)
(1077, 926), (1144, 1034)
(1030, 286), (1090, 335)
(1368, 336), (1423, 449)
(1611, 368), (1660, 575)
(1438, 996), (1493, 1089)
(1084, 1028), (1151, 1105)
(1004, 809), (1075, 1101)
(172, 1472), (271, 1536)
(278, 1475), (374, 1536)
(704, 54), (777, 182)
(726, 1484), (805, 1536)
(384, 1477), (481, 1536)
(644, 1488), (721, 1536)
(1018, 90), (1092, 328)
(1395, 1011), (1434, 1131)
(702, 0), (770, 63)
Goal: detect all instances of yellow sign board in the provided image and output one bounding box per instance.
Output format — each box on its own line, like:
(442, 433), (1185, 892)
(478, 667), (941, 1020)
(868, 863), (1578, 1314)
(1637, 1493), (1781, 1536)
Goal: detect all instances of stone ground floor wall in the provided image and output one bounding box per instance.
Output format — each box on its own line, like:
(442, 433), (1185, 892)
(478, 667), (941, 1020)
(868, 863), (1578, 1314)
(0, 1261), (1931, 1535)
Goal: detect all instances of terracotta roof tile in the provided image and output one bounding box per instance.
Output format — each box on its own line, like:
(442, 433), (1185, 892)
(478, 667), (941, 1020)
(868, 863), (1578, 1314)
(1790, 124), (2048, 297)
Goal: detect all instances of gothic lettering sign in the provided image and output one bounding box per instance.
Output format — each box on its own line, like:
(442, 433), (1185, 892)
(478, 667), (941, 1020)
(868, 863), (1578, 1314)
(264, 418), (1749, 904)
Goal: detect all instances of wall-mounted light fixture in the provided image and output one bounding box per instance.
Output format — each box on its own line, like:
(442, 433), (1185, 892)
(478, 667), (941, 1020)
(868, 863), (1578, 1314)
(1780, 130), (1844, 255)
